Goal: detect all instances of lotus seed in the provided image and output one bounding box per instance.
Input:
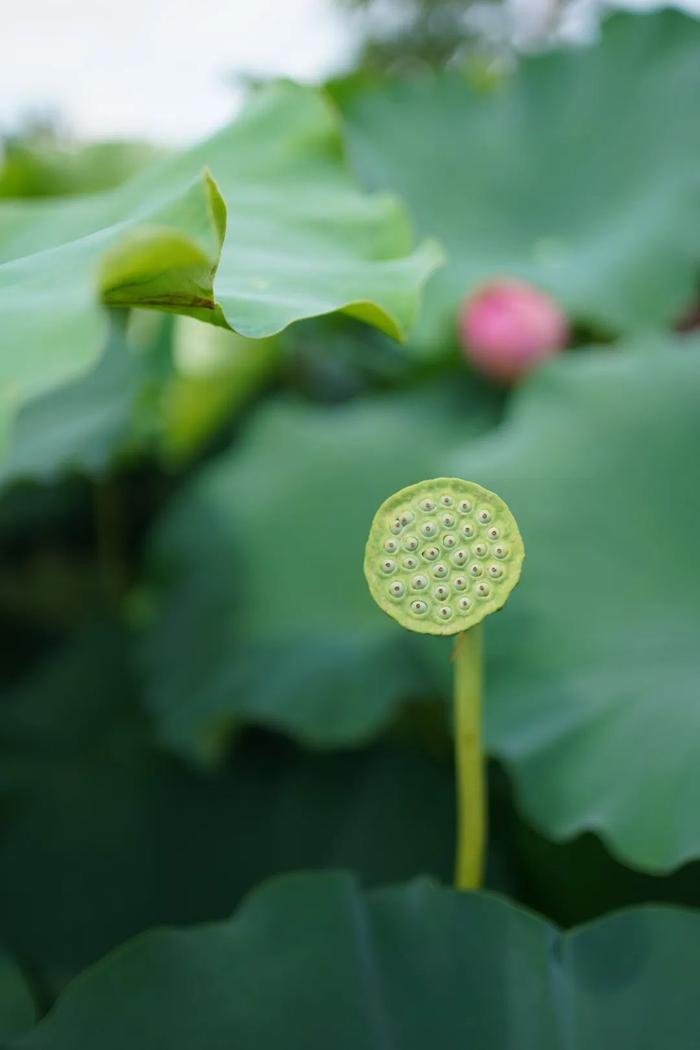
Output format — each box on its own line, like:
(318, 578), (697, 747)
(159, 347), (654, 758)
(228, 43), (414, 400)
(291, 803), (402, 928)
(364, 478), (524, 635)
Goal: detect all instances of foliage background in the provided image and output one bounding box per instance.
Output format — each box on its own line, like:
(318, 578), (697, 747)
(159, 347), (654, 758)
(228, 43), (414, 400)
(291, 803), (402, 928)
(2, 3), (700, 1043)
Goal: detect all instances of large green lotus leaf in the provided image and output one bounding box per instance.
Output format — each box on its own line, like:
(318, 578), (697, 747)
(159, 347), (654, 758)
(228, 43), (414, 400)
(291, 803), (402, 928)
(0, 628), (453, 993)
(141, 377), (499, 762)
(11, 871), (700, 1050)
(0, 952), (35, 1040)
(0, 317), (144, 487)
(444, 336), (700, 872)
(0, 82), (440, 443)
(331, 11), (700, 352)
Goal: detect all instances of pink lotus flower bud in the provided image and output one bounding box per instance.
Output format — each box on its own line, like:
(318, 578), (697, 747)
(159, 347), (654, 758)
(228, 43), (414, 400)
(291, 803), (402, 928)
(458, 280), (569, 383)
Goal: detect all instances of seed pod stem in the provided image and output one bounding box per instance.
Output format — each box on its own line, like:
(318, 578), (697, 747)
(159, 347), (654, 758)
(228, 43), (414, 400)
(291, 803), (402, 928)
(364, 478), (524, 893)
(453, 625), (485, 890)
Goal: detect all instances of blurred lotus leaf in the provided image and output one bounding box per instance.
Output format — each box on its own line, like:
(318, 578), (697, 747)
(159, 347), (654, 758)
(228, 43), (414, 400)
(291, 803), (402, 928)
(331, 11), (700, 354)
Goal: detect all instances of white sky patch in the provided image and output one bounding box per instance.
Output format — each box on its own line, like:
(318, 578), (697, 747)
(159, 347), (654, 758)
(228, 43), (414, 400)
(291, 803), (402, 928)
(0, 0), (351, 143)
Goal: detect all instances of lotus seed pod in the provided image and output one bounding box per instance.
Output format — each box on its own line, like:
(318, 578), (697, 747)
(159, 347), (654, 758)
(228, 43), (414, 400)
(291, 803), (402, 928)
(458, 279), (569, 383)
(364, 478), (525, 636)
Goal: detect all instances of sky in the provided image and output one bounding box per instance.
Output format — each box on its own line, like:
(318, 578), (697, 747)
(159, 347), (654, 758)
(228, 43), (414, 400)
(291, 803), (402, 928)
(0, 0), (351, 143)
(1, 0), (698, 145)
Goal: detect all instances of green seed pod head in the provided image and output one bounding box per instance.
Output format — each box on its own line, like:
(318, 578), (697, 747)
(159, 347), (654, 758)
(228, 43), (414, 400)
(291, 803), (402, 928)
(364, 478), (524, 636)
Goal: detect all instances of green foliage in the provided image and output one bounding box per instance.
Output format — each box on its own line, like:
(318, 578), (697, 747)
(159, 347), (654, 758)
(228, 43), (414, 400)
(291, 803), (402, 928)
(141, 377), (499, 762)
(0, 82), (439, 448)
(0, 629), (453, 993)
(331, 11), (700, 353)
(0, 952), (35, 1040)
(2, 9), (700, 1042)
(0, 136), (160, 198)
(10, 872), (700, 1049)
(447, 335), (700, 872)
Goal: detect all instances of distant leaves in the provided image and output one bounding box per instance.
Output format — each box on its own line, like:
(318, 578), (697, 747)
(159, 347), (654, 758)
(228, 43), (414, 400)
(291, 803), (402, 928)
(332, 11), (700, 353)
(0, 951), (35, 1040)
(141, 377), (498, 762)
